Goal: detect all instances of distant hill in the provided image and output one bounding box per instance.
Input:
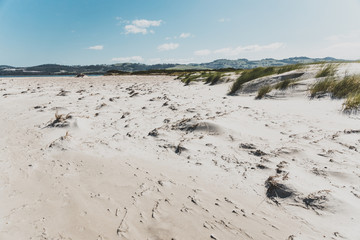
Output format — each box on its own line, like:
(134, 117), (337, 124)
(0, 57), (347, 76)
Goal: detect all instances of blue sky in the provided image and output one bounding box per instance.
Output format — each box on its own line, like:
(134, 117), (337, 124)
(0, 0), (360, 66)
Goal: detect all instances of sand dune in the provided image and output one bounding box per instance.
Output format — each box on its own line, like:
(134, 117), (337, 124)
(1, 64), (360, 239)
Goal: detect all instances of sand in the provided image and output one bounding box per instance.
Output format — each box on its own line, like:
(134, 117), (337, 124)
(1, 64), (360, 239)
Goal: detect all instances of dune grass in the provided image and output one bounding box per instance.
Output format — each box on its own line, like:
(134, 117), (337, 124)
(277, 64), (303, 75)
(310, 74), (360, 112)
(309, 77), (335, 97)
(181, 73), (201, 85)
(229, 67), (276, 95)
(256, 85), (272, 99)
(343, 93), (360, 112)
(332, 75), (360, 98)
(315, 64), (338, 78)
(228, 64), (303, 95)
(256, 78), (295, 100)
(205, 72), (222, 85)
(311, 75), (360, 98)
(274, 79), (293, 90)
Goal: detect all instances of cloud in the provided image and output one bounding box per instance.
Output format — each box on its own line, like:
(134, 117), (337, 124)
(88, 45), (104, 50)
(219, 18), (231, 22)
(124, 19), (162, 34)
(179, 33), (191, 39)
(111, 56), (144, 62)
(125, 25), (147, 34)
(194, 49), (211, 56)
(320, 42), (360, 60)
(158, 43), (179, 51)
(147, 58), (194, 64)
(213, 48), (232, 54)
(325, 30), (360, 42)
(220, 42), (284, 55)
(194, 43), (283, 57)
(132, 19), (161, 28)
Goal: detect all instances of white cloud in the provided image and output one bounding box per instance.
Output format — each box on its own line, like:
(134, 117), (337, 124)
(219, 18), (231, 22)
(124, 19), (162, 34)
(132, 19), (161, 28)
(88, 45), (104, 50)
(194, 43), (284, 57)
(147, 58), (194, 64)
(158, 43), (179, 51)
(214, 42), (284, 56)
(147, 58), (162, 64)
(179, 33), (191, 38)
(320, 42), (360, 60)
(325, 30), (360, 42)
(236, 42), (284, 53)
(125, 25), (147, 34)
(214, 48), (232, 54)
(194, 49), (211, 56)
(111, 56), (144, 62)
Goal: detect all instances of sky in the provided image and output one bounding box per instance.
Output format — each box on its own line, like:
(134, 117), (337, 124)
(0, 0), (360, 66)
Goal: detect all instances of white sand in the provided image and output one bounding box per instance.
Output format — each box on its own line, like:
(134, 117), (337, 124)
(1, 64), (360, 239)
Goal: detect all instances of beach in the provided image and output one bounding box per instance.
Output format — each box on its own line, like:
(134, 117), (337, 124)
(1, 64), (360, 239)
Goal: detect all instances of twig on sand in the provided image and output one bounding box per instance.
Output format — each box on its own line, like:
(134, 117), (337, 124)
(116, 207), (128, 236)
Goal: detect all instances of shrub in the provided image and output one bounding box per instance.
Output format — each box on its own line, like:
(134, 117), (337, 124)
(256, 85), (272, 99)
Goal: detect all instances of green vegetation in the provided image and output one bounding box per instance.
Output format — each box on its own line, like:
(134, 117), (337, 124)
(182, 73), (200, 85)
(229, 67), (276, 95)
(256, 78), (296, 100)
(205, 72), (222, 85)
(277, 64), (303, 75)
(228, 64), (303, 95)
(315, 64), (338, 78)
(274, 79), (293, 90)
(176, 69), (235, 86)
(310, 74), (360, 112)
(310, 75), (360, 98)
(309, 77), (335, 97)
(256, 85), (272, 99)
(343, 93), (360, 112)
(332, 75), (360, 98)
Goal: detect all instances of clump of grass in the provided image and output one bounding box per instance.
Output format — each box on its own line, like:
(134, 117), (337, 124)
(310, 75), (360, 98)
(332, 74), (360, 98)
(277, 64), (302, 74)
(175, 72), (187, 80)
(205, 72), (222, 85)
(229, 67), (276, 95)
(310, 74), (360, 112)
(310, 77), (336, 98)
(229, 64), (304, 95)
(256, 85), (272, 99)
(181, 73), (200, 85)
(343, 93), (360, 113)
(47, 111), (72, 128)
(315, 64), (338, 78)
(274, 79), (293, 90)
